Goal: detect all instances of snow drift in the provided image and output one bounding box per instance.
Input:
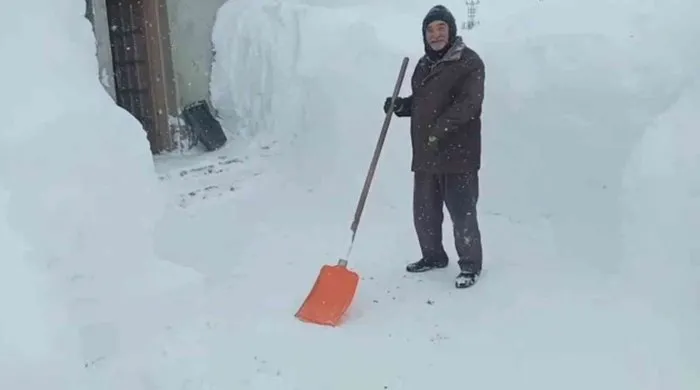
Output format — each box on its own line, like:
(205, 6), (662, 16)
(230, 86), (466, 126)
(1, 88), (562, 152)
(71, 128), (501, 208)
(0, 188), (81, 389)
(621, 75), (700, 329)
(0, 1), (200, 387)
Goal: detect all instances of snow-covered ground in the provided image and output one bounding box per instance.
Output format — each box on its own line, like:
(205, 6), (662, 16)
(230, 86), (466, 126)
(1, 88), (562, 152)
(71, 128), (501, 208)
(2, 0), (699, 389)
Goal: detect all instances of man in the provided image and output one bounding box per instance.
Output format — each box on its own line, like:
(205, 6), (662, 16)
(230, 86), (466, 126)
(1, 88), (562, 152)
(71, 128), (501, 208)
(383, 4), (485, 289)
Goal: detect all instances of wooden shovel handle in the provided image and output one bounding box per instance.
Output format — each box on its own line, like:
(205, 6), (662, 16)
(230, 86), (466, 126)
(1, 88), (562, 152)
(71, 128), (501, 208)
(349, 57), (410, 238)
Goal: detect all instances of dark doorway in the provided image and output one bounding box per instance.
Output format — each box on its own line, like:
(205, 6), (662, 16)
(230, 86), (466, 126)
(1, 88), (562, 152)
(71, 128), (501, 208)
(105, 0), (179, 154)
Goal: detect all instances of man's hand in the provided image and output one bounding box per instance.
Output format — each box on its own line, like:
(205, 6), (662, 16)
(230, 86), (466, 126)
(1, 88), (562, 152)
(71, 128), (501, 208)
(383, 97), (396, 113)
(383, 96), (413, 117)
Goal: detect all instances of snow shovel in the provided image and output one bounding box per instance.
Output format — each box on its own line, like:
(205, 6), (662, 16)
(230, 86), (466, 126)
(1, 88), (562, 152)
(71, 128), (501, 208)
(295, 57), (410, 327)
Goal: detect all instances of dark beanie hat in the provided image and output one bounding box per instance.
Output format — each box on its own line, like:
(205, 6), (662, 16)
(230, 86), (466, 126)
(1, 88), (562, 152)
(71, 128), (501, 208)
(422, 5), (457, 44)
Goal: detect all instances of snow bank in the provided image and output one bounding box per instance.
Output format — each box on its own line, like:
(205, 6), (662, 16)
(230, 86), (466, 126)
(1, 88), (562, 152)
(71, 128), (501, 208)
(0, 0), (200, 385)
(620, 76), (700, 322)
(0, 188), (83, 389)
(210, 0), (426, 197)
(469, 2), (696, 272)
(618, 0), (700, 299)
(472, 0), (700, 282)
(612, 76), (700, 388)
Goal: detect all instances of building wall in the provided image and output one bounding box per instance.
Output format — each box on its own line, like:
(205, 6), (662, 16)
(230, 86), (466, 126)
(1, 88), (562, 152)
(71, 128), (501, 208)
(166, 0), (229, 109)
(86, 0), (117, 101)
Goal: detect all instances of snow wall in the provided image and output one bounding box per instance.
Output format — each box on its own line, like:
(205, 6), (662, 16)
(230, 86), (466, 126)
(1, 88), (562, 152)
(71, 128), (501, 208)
(0, 1), (201, 388)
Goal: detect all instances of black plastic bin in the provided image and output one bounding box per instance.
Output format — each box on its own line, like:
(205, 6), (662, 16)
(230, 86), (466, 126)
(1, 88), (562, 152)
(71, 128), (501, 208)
(182, 100), (227, 151)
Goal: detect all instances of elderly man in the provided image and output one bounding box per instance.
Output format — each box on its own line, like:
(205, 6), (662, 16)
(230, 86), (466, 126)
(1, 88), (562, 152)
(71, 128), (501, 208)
(384, 4), (486, 289)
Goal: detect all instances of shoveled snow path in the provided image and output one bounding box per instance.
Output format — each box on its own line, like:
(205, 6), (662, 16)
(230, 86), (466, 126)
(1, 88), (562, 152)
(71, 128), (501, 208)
(148, 168), (692, 390)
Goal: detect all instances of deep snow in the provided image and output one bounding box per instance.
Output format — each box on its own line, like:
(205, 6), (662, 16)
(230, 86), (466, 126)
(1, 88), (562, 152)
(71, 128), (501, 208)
(1, 0), (699, 388)
(0, 1), (201, 389)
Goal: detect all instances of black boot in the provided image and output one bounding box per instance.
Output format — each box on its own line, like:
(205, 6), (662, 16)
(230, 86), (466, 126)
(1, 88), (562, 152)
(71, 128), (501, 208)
(455, 271), (479, 288)
(406, 256), (448, 273)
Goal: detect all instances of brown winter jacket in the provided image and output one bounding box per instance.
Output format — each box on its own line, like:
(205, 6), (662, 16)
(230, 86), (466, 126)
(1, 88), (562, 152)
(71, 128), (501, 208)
(395, 37), (485, 173)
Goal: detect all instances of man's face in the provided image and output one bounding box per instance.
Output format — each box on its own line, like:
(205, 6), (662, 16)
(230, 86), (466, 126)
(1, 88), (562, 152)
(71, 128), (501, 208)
(426, 20), (449, 51)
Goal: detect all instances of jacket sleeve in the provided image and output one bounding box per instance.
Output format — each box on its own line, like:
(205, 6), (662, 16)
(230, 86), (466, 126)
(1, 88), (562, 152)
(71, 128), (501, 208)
(430, 57), (485, 140)
(395, 96), (413, 117)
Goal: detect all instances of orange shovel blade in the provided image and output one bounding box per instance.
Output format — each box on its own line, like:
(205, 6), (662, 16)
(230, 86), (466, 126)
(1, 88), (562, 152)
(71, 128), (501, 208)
(295, 260), (359, 327)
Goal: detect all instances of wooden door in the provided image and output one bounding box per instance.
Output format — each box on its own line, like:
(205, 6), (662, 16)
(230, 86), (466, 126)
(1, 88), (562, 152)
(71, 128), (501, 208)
(106, 0), (178, 153)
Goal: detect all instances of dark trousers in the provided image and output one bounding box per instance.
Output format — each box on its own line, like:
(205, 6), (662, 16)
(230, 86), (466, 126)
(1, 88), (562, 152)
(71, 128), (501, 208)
(413, 171), (483, 273)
